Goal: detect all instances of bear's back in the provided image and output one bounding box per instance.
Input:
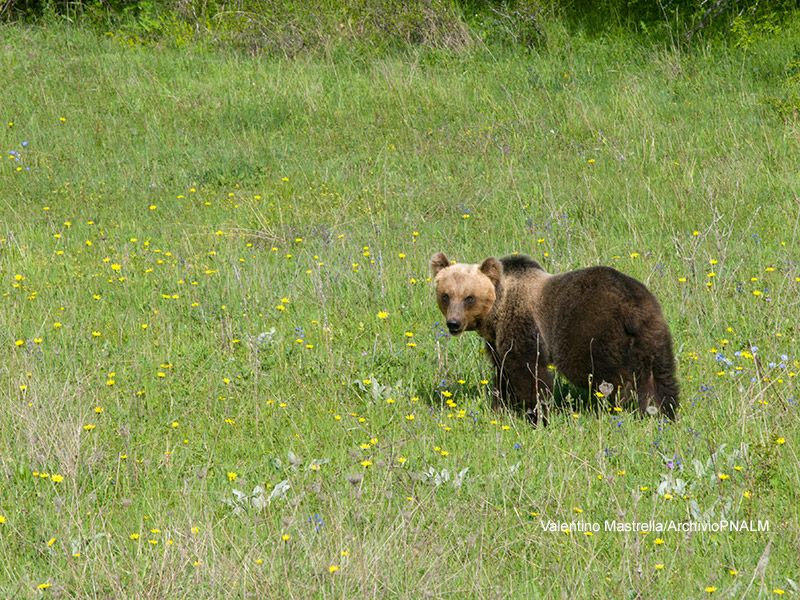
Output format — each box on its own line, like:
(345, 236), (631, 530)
(539, 266), (670, 370)
(544, 266), (662, 316)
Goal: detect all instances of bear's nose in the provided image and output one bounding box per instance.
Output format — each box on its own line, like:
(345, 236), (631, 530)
(446, 320), (461, 334)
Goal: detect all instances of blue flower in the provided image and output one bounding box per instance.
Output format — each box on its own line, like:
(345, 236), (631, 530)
(307, 513), (324, 532)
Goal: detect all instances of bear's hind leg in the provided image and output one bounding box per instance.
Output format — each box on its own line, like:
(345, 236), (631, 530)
(630, 366), (679, 420)
(635, 370), (658, 416)
(614, 369), (657, 416)
(653, 369), (679, 420)
(651, 348), (679, 420)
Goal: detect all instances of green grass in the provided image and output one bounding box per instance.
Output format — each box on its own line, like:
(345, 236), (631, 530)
(1, 20), (799, 598)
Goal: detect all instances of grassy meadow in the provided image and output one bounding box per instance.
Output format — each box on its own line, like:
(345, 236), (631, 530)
(1, 18), (800, 598)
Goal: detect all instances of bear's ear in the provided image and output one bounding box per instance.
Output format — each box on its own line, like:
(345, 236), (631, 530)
(479, 257), (502, 287)
(430, 252), (451, 277)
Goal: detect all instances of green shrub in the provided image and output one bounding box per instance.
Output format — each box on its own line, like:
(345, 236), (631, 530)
(0, 0), (797, 53)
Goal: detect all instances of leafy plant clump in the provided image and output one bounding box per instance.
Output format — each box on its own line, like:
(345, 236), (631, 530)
(2, 0), (797, 53)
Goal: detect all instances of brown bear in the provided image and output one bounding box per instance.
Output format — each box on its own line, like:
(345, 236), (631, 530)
(430, 252), (678, 424)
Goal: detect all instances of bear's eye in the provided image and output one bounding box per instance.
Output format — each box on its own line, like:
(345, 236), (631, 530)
(441, 293), (450, 305)
(464, 295), (475, 306)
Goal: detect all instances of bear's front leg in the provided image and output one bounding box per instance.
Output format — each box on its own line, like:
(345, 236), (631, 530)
(488, 351), (510, 412)
(505, 357), (553, 425)
(490, 362), (511, 413)
(486, 342), (553, 424)
(488, 356), (551, 425)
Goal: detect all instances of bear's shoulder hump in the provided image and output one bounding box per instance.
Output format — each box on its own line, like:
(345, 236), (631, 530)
(500, 254), (544, 275)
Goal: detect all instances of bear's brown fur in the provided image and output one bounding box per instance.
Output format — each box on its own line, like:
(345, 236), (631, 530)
(431, 252), (679, 423)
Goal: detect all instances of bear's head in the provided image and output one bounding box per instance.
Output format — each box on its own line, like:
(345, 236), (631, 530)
(430, 252), (501, 336)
